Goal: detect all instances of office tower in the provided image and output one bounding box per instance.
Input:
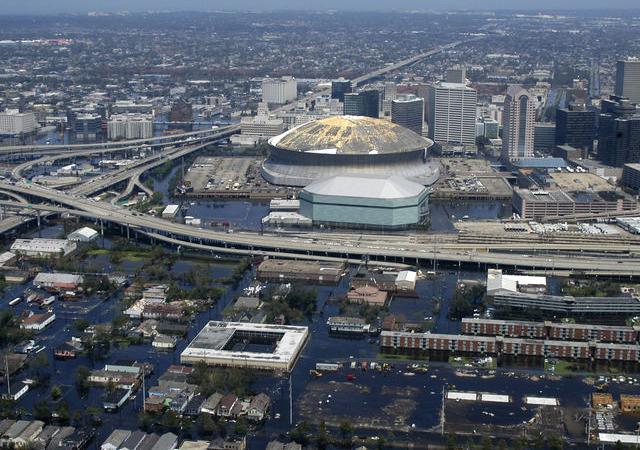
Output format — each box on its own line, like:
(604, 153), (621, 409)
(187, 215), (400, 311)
(533, 123), (556, 152)
(391, 95), (424, 135)
(67, 111), (103, 141)
(501, 85), (535, 161)
(555, 103), (596, 153)
(343, 90), (380, 118)
(382, 82), (398, 117)
(107, 113), (153, 140)
(615, 58), (640, 104)
(446, 67), (466, 84)
(427, 81), (477, 147)
(331, 78), (352, 102)
(598, 96), (640, 167)
(262, 76), (297, 104)
(0, 109), (37, 135)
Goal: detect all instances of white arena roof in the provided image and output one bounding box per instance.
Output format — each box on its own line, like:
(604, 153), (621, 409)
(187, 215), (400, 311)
(303, 174), (426, 200)
(599, 433), (640, 444)
(180, 321), (308, 371)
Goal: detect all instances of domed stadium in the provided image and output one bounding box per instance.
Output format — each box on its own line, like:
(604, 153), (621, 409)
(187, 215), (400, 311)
(261, 115), (440, 187)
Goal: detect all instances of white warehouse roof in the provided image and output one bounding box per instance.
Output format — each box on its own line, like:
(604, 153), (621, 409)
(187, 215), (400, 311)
(304, 174), (426, 200)
(68, 226), (98, 241)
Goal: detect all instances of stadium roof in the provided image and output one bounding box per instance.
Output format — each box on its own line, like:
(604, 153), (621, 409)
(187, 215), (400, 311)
(303, 174), (426, 199)
(269, 115), (431, 155)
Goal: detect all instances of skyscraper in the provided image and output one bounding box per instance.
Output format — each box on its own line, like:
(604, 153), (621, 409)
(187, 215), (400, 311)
(615, 58), (640, 104)
(427, 81), (477, 147)
(555, 102), (596, 153)
(391, 95), (424, 136)
(598, 96), (640, 167)
(501, 85), (535, 161)
(445, 66), (466, 84)
(331, 78), (352, 102)
(343, 90), (380, 118)
(262, 76), (297, 104)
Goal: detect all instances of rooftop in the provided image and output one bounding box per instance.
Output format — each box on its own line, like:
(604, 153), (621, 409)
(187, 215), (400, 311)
(303, 174), (426, 200)
(181, 321), (309, 371)
(270, 115), (431, 155)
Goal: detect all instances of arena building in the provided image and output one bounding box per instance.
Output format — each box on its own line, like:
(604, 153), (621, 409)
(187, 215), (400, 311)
(262, 115), (439, 187)
(299, 174), (429, 229)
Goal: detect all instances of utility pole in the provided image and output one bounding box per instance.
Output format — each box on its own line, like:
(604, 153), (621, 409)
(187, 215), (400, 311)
(289, 372), (293, 427)
(5, 356), (10, 398)
(142, 365), (146, 413)
(441, 383), (446, 436)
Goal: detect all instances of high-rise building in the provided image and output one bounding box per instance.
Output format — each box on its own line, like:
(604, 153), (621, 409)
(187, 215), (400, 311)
(555, 103), (596, 153)
(343, 90), (380, 118)
(0, 109), (37, 135)
(67, 111), (103, 141)
(501, 85), (535, 161)
(331, 78), (352, 102)
(615, 58), (640, 104)
(262, 76), (297, 105)
(427, 81), (477, 147)
(598, 96), (640, 167)
(107, 113), (153, 140)
(445, 67), (467, 84)
(391, 95), (424, 136)
(533, 123), (556, 152)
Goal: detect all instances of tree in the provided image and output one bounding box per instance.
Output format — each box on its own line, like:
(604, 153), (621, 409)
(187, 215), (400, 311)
(480, 436), (492, 450)
(138, 411), (153, 431)
(447, 434), (458, 450)
(200, 413), (216, 436)
(75, 365), (90, 394)
(338, 419), (354, 447)
(316, 420), (329, 450)
(54, 402), (70, 424)
(33, 400), (50, 421)
(548, 436), (563, 450)
(290, 421), (310, 446)
(74, 319), (90, 333)
(51, 385), (62, 400)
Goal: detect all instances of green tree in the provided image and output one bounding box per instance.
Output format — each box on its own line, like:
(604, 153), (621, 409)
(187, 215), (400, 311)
(316, 420), (329, 450)
(51, 385), (62, 400)
(33, 400), (50, 421)
(73, 319), (90, 333)
(447, 434), (458, 450)
(54, 402), (70, 424)
(548, 436), (563, 450)
(138, 411), (153, 431)
(75, 365), (90, 394)
(480, 436), (492, 450)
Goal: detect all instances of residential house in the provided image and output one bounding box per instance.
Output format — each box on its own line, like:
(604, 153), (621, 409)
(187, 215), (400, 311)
(247, 393), (270, 421)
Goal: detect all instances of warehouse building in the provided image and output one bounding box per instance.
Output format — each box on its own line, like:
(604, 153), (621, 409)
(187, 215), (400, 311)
(180, 321), (308, 371)
(257, 259), (345, 284)
(67, 226), (99, 242)
(262, 115), (439, 187)
(299, 174), (429, 229)
(10, 239), (77, 257)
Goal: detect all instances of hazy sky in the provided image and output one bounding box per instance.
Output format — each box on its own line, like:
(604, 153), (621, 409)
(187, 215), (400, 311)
(1, 0), (639, 14)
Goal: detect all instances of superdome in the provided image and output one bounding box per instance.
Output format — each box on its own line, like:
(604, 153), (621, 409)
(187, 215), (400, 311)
(261, 115), (440, 187)
(270, 115), (430, 155)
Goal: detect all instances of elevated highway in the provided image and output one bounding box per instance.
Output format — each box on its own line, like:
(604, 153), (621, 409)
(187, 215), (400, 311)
(0, 126), (238, 158)
(3, 184), (640, 276)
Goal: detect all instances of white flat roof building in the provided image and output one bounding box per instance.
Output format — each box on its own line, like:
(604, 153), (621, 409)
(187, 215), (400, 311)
(447, 391), (478, 401)
(181, 321), (308, 371)
(524, 396), (559, 406)
(395, 270), (417, 290)
(162, 204), (180, 218)
(486, 268), (546, 294)
(67, 226), (99, 242)
(10, 239), (77, 257)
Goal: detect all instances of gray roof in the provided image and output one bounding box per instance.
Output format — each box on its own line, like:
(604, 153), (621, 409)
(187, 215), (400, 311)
(270, 115), (431, 155)
(102, 429), (131, 448)
(303, 174), (426, 199)
(151, 433), (178, 450)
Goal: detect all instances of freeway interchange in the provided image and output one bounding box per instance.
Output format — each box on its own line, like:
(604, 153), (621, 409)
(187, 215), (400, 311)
(3, 180), (640, 276)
